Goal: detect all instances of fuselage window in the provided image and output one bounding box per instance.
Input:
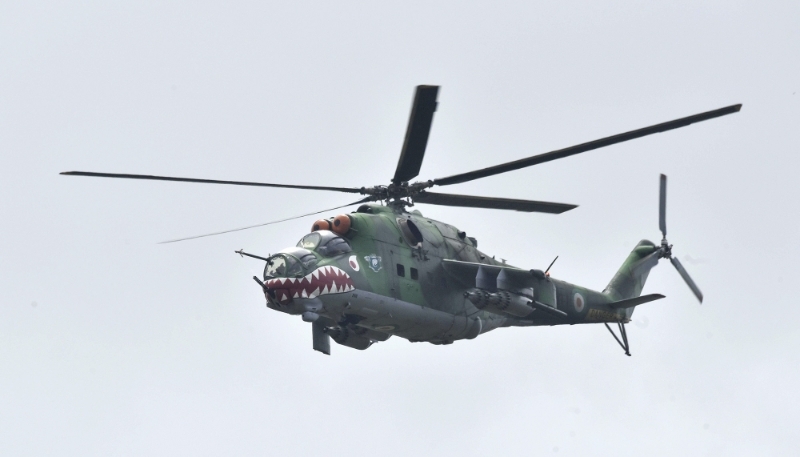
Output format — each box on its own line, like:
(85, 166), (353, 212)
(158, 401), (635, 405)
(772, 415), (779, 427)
(396, 264), (405, 277)
(410, 267), (418, 280)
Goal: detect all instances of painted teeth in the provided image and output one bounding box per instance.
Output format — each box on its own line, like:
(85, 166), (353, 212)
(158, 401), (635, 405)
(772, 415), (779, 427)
(270, 266), (355, 301)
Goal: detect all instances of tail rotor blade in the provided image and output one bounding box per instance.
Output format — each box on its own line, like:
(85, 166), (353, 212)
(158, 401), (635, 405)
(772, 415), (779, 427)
(670, 257), (703, 303)
(659, 174), (667, 238)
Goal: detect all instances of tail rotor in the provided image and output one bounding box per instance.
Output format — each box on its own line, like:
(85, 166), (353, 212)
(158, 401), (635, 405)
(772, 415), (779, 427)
(657, 174), (704, 303)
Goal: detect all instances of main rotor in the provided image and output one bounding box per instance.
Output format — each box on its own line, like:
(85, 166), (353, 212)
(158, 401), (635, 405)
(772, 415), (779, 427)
(61, 85), (741, 240)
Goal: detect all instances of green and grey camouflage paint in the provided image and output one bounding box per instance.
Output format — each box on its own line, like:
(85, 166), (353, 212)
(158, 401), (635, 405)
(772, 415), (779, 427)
(261, 203), (660, 353)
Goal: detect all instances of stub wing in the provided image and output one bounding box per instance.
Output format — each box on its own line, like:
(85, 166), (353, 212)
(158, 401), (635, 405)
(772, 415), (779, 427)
(442, 259), (565, 319)
(441, 259), (537, 288)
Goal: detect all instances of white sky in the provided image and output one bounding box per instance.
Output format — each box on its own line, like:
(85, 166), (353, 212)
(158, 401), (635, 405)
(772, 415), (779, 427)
(1, 1), (798, 455)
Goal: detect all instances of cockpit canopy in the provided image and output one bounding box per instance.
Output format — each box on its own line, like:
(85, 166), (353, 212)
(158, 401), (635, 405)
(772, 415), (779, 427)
(264, 247), (318, 279)
(264, 255), (300, 279)
(263, 231), (352, 280)
(296, 230), (352, 257)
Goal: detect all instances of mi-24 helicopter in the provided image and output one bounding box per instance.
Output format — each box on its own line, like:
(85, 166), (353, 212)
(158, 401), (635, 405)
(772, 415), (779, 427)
(62, 86), (740, 356)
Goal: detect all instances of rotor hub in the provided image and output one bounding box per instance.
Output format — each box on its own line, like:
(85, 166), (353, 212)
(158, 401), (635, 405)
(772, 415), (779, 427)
(360, 180), (434, 208)
(659, 238), (673, 259)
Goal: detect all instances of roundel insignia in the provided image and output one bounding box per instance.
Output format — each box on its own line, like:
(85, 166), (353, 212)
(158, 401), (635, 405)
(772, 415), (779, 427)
(573, 292), (585, 312)
(348, 255), (360, 271)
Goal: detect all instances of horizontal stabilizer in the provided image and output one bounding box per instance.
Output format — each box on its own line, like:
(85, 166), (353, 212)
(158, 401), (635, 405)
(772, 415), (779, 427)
(607, 293), (665, 309)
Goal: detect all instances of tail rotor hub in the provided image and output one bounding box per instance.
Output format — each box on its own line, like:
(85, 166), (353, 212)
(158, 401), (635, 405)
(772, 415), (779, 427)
(659, 239), (673, 259)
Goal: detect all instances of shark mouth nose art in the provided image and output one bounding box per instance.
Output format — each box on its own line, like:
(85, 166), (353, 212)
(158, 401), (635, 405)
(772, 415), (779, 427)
(266, 266), (355, 303)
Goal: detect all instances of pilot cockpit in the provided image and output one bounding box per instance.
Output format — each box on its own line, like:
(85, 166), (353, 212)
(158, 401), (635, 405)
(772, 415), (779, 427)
(296, 230), (352, 257)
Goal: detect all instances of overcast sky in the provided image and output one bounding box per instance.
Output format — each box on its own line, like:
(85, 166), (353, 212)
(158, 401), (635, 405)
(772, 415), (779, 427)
(2, 1), (799, 455)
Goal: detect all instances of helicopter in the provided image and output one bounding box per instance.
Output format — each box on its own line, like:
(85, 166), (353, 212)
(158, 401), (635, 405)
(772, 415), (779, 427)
(61, 86), (740, 356)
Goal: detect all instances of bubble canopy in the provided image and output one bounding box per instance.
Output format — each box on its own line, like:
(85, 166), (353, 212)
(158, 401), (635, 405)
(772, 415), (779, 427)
(263, 247), (318, 279)
(296, 230), (352, 257)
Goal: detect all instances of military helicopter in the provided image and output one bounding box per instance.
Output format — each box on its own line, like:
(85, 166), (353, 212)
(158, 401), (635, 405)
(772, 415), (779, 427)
(61, 86), (740, 356)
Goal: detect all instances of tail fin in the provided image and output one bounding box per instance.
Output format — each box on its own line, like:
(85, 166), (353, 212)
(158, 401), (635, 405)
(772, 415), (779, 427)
(604, 240), (660, 302)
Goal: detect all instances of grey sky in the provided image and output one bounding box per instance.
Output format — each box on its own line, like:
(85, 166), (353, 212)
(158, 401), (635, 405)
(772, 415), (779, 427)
(2, 1), (798, 455)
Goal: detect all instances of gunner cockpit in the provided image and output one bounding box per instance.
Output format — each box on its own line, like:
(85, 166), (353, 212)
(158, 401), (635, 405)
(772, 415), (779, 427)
(263, 248), (317, 279)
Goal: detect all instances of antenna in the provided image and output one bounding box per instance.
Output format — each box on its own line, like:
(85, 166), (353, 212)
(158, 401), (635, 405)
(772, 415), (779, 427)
(544, 256), (559, 276)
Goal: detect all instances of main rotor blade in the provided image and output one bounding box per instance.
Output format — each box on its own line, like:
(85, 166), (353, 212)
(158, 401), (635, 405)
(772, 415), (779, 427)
(670, 257), (704, 303)
(659, 174), (667, 238)
(432, 104), (742, 187)
(60, 171), (364, 194)
(414, 191), (577, 213)
(392, 85), (439, 184)
(158, 197), (374, 244)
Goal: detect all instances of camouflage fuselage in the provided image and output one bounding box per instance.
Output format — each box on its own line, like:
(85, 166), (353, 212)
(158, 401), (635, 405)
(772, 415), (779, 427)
(262, 203), (657, 347)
